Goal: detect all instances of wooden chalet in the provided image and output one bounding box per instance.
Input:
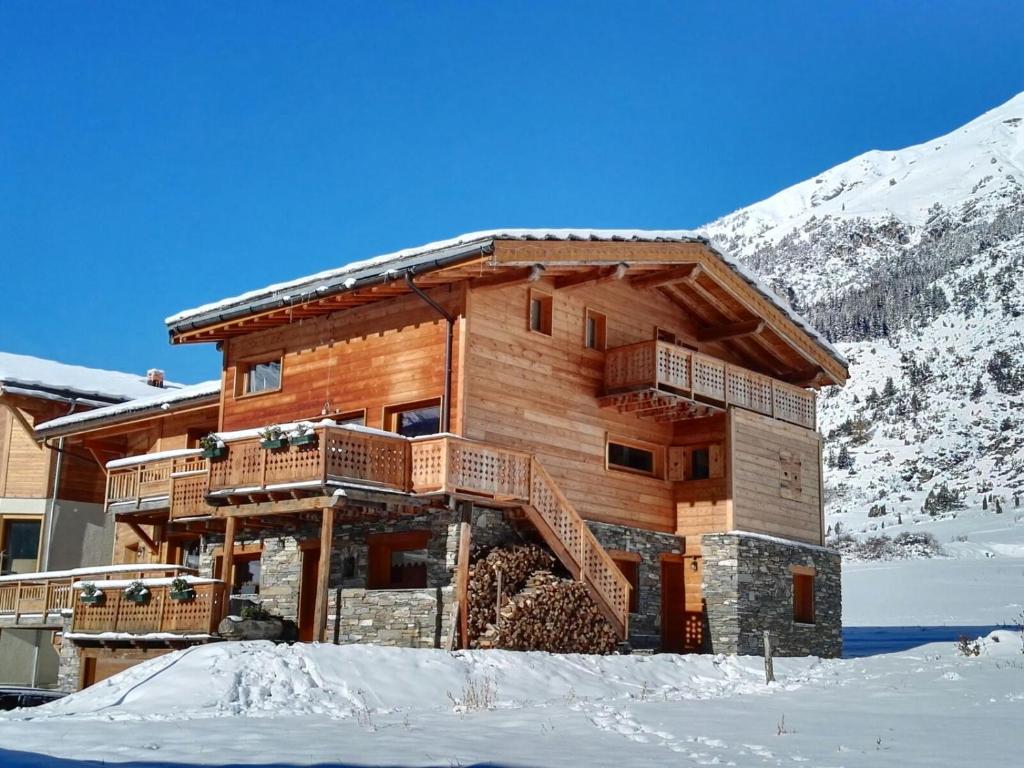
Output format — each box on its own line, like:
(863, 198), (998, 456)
(31, 229), (848, 689)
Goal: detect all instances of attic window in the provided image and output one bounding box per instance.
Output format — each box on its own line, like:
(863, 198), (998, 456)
(584, 309), (607, 351)
(236, 356), (282, 397)
(528, 289), (553, 336)
(607, 437), (662, 478)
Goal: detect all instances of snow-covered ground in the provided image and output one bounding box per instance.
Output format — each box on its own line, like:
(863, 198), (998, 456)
(3, 527), (1023, 768)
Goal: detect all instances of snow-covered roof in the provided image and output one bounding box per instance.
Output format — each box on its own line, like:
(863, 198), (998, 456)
(164, 229), (847, 371)
(0, 351), (184, 407)
(35, 380), (220, 438)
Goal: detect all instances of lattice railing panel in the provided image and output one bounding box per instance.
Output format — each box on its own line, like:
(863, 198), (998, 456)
(692, 355), (726, 400)
(604, 342), (657, 390)
(656, 344), (691, 390)
(72, 583), (222, 635)
(324, 430), (409, 489)
(446, 440), (531, 500)
(409, 439), (446, 493)
(773, 383), (816, 429)
(170, 472), (211, 520)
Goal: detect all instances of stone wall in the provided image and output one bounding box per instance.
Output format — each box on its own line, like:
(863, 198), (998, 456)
(702, 532), (842, 657)
(587, 521), (683, 650)
(327, 586), (455, 648)
(56, 618), (80, 692)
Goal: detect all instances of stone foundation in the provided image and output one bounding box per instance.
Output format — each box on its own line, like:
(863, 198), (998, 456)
(327, 586), (455, 648)
(702, 533), (842, 657)
(587, 521), (683, 650)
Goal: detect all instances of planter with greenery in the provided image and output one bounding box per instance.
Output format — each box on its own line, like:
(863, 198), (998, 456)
(289, 422), (318, 448)
(78, 582), (104, 605)
(169, 576), (196, 601)
(124, 580), (150, 604)
(259, 425), (288, 450)
(199, 433), (226, 460)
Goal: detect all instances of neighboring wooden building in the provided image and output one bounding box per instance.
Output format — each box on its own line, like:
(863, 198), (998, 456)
(31, 229), (849, 689)
(0, 352), (186, 686)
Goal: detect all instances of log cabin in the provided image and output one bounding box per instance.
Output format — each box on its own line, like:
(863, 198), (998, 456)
(31, 229), (849, 689)
(0, 352), (186, 686)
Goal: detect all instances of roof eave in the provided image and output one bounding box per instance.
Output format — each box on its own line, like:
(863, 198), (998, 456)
(34, 392), (222, 441)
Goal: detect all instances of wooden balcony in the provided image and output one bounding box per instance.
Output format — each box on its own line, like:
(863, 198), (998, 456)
(0, 565), (195, 628)
(106, 451), (209, 517)
(70, 581), (223, 637)
(602, 340), (817, 429)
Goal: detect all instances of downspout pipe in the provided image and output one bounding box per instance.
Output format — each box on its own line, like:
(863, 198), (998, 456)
(404, 271), (454, 433)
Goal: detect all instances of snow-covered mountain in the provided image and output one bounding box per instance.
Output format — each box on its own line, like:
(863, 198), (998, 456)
(704, 92), (1024, 546)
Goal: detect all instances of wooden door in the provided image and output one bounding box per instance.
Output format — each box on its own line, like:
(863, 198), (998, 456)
(298, 547), (320, 642)
(661, 558), (686, 653)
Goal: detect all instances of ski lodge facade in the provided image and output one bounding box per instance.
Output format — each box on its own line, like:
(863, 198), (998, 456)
(5, 230), (847, 689)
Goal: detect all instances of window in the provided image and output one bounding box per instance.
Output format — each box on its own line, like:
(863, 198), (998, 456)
(0, 518), (41, 575)
(584, 309), (607, 351)
(368, 531), (430, 589)
(528, 289), (553, 336)
(690, 448), (710, 480)
(235, 355), (283, 397)
(607, 437), (661, 477)
(792, 567), (815, 624)
(384, 399), (442, 438)
(610, 553), (640, 613)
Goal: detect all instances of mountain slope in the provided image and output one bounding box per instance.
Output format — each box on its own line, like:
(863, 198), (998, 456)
(703, 92), (1024, 546)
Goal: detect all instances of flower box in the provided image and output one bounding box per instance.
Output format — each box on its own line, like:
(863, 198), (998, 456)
(200, 445), (226, 460)
(170, 588), (196, 602)
(125, 591), (150, 604)
(290, 433), (318, 447)
(260, 438), (288, 450)
(79, 592), (104, 605)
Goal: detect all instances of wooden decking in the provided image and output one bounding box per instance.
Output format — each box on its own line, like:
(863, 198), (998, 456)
(602, 340), (817, 429)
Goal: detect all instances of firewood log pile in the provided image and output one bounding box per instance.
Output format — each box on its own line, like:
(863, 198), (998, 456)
(467, 545), (619, 654)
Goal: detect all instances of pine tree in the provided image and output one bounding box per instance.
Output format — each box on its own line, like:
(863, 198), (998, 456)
(970, 376), (985, 401)
(982, 495), (988, 511)
(836, 444), (853, 470)
(882, 377), (897, 400)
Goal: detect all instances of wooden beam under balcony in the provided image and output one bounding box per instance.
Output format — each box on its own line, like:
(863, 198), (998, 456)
(696, 319), (765, 343)
(630, 263), (701, 290)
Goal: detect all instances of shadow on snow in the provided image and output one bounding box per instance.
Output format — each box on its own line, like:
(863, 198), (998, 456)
(843, 625), (1003, 657)
(0, 750), (519, 768)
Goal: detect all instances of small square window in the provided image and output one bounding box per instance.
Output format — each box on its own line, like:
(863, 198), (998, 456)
(584, 309), (607, 351)
(236, 357), (282, 397)
(528, 290), (553, 336)
(793, 571), (815, 624)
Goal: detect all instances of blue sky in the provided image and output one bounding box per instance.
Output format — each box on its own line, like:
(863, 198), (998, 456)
(2, 1), (1022, 383)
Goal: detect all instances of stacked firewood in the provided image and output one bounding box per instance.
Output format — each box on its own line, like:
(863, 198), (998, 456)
(467, 545), (618, 654)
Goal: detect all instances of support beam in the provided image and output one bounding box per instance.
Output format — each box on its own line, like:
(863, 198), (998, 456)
(312, 506), (335, 642)
(696, 319), (765, 343)
(126, 522), (159, 555)
(780, 367), (827, 387)
(455, 500), (472, 649)
(553, 263), (628, 290)
(221, 515), (236, 621)
(630, 263), (701, 290)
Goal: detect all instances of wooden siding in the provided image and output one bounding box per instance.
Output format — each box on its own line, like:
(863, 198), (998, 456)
(671, 415), (730, 537)
(729, 408), (823, 545)
(463, 277), (714, 532)
(218, 286), (465, 433)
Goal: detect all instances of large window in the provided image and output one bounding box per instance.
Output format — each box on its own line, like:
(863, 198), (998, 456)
(0, 518), (41, 575)
(607, 437), (662, 478)
(368, 531), (430, 589)
(385, 399), (441, 438)
(236, 355), (283, 397)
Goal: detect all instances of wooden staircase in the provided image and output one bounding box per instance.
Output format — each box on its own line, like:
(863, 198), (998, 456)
(516, 459), (631, 639)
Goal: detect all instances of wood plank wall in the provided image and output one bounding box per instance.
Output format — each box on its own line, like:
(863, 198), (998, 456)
(672, 415), (730, 537)
(462, 277), (708, 532)
(730, 408), (823, 545)
(219, 286), (464, 433)
(0, 396), (58, 499)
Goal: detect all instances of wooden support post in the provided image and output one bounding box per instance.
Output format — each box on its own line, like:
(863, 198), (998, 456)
(312, 506), (334, 642)
(763, 630), (775, 684)
(455, 500), (472, 649)
(221, 515), (237, 621)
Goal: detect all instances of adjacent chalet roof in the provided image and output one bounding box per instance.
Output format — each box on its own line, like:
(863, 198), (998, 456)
(165, 229), (848, 386)
(0, 351), (182, 409)
(35, 380), (221, 439)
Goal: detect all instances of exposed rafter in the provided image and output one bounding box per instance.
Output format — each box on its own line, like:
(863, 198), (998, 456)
(629, 263), (701, 290)
(553, 263), (629, 290)
(696, 319), (765, 343)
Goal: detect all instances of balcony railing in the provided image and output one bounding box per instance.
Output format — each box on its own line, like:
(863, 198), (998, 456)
(106, 451), (209, 515)
(0, 565), (195, 625)
(71, 581), (223, 636)
(604, 340), (817, 429)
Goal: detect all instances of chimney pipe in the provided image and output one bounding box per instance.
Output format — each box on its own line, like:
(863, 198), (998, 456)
(147, 369), (165, 388)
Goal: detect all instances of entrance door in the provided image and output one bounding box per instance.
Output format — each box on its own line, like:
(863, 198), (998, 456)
(661, 558), (686, 653)
(298, 547), (321, 642)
